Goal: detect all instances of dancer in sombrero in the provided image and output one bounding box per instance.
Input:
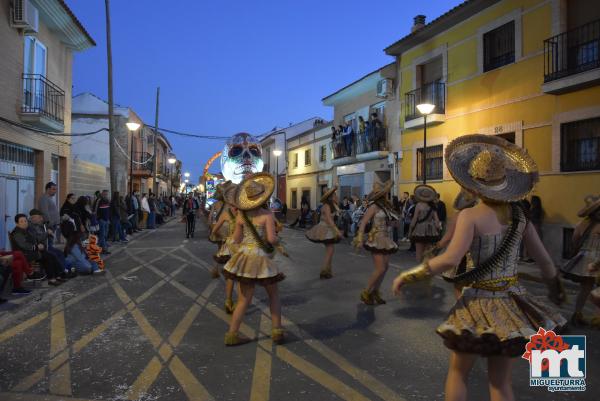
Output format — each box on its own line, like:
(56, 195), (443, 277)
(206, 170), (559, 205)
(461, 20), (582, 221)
(222, 172), (285, 346)
(353, 180), (398, 305)
(210, 182), (238, 314)
(305, 186), (341, 279)
(392, 134), (566, 401)
(561, 194), (600, 328)
(208, 183), (229, 278)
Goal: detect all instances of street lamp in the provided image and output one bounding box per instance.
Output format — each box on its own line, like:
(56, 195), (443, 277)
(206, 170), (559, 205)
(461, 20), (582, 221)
(126, 122), (141, 194)
(168, 156), (176, 196)
(273, 149), (282, 199)
(416, 103), (435, 184)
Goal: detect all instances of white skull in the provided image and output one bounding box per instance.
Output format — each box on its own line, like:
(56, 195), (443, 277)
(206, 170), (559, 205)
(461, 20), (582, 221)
(220, 133), (264, 184)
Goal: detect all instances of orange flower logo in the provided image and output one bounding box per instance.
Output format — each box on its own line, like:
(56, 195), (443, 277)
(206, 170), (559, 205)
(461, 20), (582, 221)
(522, 328), (570, 372)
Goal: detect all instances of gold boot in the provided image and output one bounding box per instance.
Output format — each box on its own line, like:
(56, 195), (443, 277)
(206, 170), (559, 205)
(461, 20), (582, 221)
(372, 290), (386, 305)
(360, 289), (374, 305)
(224, 299), (235, 314)
(272, 328), (285, 344)
(224, 332), (252, 346)
(319, 263), (333, 279)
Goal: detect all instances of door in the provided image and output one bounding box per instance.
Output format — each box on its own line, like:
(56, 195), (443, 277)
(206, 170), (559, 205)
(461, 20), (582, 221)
(23, 36), (47, 112)
(1, 178), (19, 250)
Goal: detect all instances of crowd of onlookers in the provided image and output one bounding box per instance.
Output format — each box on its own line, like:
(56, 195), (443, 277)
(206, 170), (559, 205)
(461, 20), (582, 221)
(0, 181), (182, 303)
(331, 112), (386, 158)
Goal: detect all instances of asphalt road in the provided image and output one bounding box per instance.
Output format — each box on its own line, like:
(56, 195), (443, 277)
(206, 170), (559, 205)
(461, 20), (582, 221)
(0, 217), (597, 401)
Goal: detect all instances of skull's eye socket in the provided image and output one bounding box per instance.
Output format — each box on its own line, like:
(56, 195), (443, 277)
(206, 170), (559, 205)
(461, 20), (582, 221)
(249, 145), (261, 157)
(229, 145), (243, 157)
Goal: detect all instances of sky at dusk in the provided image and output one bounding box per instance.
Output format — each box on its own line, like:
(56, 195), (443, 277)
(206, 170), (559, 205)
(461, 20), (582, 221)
(67, 0), (459, 182)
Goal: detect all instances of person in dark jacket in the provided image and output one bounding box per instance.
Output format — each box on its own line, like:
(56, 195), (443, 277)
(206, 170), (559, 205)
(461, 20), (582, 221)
(435, 193), (447, 233)
(95, 190), (111, 253)
(11, 214), (62, 285)
(28, 209), (70, 275)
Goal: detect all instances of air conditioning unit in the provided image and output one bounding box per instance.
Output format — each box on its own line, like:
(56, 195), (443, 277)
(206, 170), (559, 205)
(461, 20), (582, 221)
(376, 78), (393, 98)
(11, 0), (39, 33)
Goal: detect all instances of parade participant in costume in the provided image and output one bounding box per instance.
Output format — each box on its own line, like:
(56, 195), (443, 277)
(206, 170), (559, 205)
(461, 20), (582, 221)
(588, 260), (600, 325)
(211, 182), (239, 313)
(409, 184), (441, 262)
(392, 135), (566, 401)
(208, 185), (228, 278)
(561, 194), (600, 327)
(353, 180), (398, 305)
(305, 187), (341, 279)
(222, 173), (285, 346)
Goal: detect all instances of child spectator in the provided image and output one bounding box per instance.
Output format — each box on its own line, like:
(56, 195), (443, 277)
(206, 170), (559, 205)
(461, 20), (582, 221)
(86, 234), (105, 270)
(65, 232), (102, 274)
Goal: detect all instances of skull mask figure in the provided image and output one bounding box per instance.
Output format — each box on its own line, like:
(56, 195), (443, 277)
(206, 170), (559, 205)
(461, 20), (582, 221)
(220, 133), (264, 184)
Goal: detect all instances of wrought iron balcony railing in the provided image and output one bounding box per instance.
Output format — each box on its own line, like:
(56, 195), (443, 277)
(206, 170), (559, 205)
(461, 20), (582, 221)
(21, 74), (65, 123)
(331, 126), (388, 160)
(405, 82), (445, 121)
(544, 19), (600, 82)
(132, 152), (154, 174)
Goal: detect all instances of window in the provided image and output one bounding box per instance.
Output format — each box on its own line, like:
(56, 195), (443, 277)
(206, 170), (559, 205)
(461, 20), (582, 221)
(305, 149), (311, 166)
(483, 21), (515, 72)
(264, 147), (271, 173)
(416, 145), (443, 181)
(291, 189), (297, 209)
(370, 102), (386, 123)
(301, 190), (311, 208)
(561, 117), (600, 172)
(319, 145), (327, 162)
(293, 152), (298, 168)
(320, 184), (328, 197)
(24, 36), (47, 76)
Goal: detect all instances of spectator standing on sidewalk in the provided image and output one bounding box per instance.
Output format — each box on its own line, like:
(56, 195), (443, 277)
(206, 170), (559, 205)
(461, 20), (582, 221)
(141, 193), (150, 228)
(435, 193), (447, 234)
(110, 192), (125, 243)
(38, 182), (60, 246)
(147, 193), (157, 229)
(95, 190), (111, 254)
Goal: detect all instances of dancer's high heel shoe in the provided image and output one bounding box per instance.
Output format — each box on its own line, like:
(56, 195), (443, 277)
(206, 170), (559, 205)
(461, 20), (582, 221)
(224, 332), (252, 346)
(372, 290), (386, 305)
(360, 289), (374, 305)
(271, 328), (285, 344)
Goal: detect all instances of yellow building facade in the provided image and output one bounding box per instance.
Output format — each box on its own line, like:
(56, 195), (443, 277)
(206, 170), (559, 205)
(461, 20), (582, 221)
(385, 0), (600, 262)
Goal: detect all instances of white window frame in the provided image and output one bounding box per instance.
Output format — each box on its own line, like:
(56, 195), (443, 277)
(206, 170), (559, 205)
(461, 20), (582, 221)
(23, 36), (47, 76)
(477, 10), (523, 74)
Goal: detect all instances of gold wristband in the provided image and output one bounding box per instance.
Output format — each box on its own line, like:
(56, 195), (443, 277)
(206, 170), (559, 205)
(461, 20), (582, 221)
(352, 232), (364, 248)
(400, 262), (432, 284)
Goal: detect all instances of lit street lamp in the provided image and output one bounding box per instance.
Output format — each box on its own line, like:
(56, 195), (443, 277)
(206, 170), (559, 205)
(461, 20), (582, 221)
(168, 156), (176, 196)
(416, 103), (435, 184)
(126, 122), (141, 194)
(273, 149), (282, 199)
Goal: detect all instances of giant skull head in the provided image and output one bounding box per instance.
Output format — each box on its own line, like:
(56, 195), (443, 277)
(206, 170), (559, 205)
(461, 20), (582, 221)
(220, 133), (264, 184)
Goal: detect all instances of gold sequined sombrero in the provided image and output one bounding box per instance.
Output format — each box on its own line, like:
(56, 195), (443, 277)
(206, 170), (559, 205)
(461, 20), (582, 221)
(453, 189), (478, 211)
(445, 134), (538, 202)
(414, 184), (437, 203)
(367, 180), (393, 202)
(578, 195), (600, 218)
(320, 186), (338, 203)
(234, 172), (275, 211)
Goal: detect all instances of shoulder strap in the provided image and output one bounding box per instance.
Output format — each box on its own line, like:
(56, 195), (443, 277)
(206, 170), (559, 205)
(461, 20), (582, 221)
(240, 211), (274, 254)
(448, 203), (525, 284)
(416, 206), (433, 224)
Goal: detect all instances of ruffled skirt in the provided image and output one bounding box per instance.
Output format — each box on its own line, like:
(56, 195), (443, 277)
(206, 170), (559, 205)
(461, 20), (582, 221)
(222, 246), (285, 285)
(364, 229), (398, 254)
(436, 287), (566, 357)
(561, 235), (600, 282)
(410, 221), (440, 243)
(306, 222), (340, 244)
(208, 223), (229, 244)
(213, 237), (238, 264)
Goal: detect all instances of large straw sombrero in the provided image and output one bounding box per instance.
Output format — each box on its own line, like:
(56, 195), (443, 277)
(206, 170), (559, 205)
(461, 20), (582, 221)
(367, 180), (393, 202)
(414, 184), (437, 203)
(578, 195), (600, 218)
(453, 189), (478, 211)
(320, 186), (338, 203)
(445, 134), (538, 202)
(234, 172), (275, 211)
(222, 182), (238, 206)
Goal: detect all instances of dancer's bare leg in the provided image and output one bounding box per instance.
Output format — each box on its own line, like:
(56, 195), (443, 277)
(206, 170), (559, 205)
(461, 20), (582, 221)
(444, 352), (477, 401)
(228, 282), (255, 334)
(366, 253), (387, 292)
(264, 283), (282, 329)
(488, 356), (515, 401)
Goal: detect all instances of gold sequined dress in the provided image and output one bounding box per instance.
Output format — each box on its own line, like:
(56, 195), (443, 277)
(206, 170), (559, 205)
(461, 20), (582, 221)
(437, 219), (566, 357)
(208, 203), (228, 244)
(364, 209), (398, 254)
(222, 224), (285, 285)
(305, 205), (340, 244)
(213, 212), (238, 264)
(561, 230), (600, 282)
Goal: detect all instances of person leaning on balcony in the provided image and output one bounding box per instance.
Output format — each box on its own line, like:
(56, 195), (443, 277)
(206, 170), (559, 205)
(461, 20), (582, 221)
(357, 116), (367, 153)
(370, 112), (383, 151)
(342, 121), (354, 156)
(141, 193), (150, 228)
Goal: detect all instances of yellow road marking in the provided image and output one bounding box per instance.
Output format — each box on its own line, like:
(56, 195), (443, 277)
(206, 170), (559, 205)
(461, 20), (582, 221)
(250, 313), (272, 401)
(71, 309), (128, 354)
(276, 346), (371, 401)
(0, 392), (97, 401)
(126, 356), (163, 401)
(169, 355), (215, 401)
(10, 367), (46, 392)
(49, 297), (71, 396)
(0, 312), (49, 344)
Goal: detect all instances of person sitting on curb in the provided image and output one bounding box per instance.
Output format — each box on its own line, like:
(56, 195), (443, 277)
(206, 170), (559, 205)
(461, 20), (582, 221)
(11, 214), (63, 286)
(0, 250), (39, 297)
(28, 209), (73, 278)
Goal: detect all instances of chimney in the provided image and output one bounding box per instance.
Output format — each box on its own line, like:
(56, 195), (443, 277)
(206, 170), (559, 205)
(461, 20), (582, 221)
(412, 15), (426, 32)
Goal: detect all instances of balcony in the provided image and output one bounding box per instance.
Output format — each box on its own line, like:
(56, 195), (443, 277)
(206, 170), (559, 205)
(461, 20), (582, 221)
(20, 74), (65, 132)
(131, 152), (154, 177)
(331, 127), (389, 166)
(543, 19), (600, 94)
(404, 82), (446, 129)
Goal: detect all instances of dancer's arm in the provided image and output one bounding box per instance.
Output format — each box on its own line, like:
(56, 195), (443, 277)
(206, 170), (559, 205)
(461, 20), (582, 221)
(211, 207), (227, 235)
(232, 212), (244, 243)
(353, 205), (377, 247)
(265, 213), (277, 245)
(522, 221), (557, 280)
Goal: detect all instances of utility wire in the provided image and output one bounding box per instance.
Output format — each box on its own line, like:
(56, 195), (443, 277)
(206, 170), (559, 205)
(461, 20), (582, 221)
(0, 115), (108, 136)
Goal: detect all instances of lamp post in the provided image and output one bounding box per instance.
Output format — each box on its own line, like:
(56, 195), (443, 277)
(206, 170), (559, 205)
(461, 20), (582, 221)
(273, 149), (282, 199)
(416, 103), (435, 184)
(168, 156), (176, 196)
(126, 122), (141, 194)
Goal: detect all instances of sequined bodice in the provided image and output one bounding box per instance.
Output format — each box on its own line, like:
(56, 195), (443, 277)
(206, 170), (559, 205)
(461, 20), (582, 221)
(469, 226), (522, 281)
(242, 224), (266, 248)
(371, 210), (389, 232)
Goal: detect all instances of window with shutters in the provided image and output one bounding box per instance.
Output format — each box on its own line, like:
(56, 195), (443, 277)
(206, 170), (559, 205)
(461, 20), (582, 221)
(483, 21), (515, 72)
(416, 145), (444, 181)
(561, 117), (600, 172)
